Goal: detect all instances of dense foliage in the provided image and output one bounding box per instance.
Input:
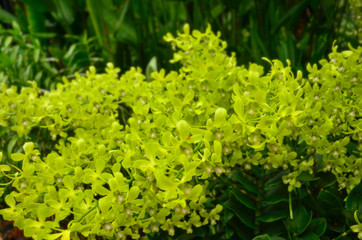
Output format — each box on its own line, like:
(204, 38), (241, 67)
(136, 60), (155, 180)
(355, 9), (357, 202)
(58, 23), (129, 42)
(0, 21), (102, 90)
(0, 0), (359, 73)
(0, 25), (361, 240)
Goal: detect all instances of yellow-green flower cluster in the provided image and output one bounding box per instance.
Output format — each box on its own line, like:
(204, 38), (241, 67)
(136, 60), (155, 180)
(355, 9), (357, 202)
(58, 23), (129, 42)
(0, 24), (361, 239)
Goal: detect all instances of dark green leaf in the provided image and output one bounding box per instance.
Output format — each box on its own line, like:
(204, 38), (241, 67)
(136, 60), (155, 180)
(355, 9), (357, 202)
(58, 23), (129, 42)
(286, 205), (312, 235)
(346, 183), (362, 221)
(253, 234), (270, 240)
(300, 232), (319, 240)
(231, 170), (258, 194)
(0, 8), (18, 24)
(259, 202), (289, 222)
(228, 216), (254, 240)
(224, 198), (256, 229)
(230, 188), (256, 210)
(305, 218), (327, 237)
(264, 184), (289, 204)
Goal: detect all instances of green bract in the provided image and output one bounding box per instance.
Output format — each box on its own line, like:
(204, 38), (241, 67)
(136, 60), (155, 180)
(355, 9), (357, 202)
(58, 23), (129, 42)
(0, 25), (361, 239)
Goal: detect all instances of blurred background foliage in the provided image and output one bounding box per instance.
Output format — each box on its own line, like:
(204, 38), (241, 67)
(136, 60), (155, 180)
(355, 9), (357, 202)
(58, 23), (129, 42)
(0, 0), (360, 89)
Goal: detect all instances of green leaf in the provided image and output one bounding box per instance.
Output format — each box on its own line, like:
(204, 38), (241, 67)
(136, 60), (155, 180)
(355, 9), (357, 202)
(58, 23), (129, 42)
(253, 234), (270, 240)
(7, 137), (18, 156)
(258, 202), (289, 222)
(271, 0), (309, 34)
(346, 183), (362, 221)
(228, 216), (254, 240)
(300, 232), (319, 240)
(146, 56), (157, 81)
(211, 3), (225, 18)
(224, 198), (256, 229)
(231, 170), (258, 194)
(230, 188), (256, 210)
(0, 8), (18, 24)
(51, 0), (75, 27)
(11, 153), (25, 161)
(306, 218), (327, 237)
(287, 205), (312, 235)
(264, 184), (289, 204)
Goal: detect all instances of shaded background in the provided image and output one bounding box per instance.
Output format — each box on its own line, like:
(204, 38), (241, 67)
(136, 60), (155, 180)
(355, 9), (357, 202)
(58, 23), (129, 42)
(0, 0), (361, 89)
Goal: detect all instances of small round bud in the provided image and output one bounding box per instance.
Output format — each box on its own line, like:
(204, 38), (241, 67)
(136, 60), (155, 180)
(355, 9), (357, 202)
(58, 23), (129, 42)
(149, 209), (155, 216)
(223, 146), (231, 155)
(181, 208), (188, 215)
(185, 148), (192, 155)
(126, 208), (132, 216)
(56, 178), (62, 184)
(104, 223), (112, 231)
(332, 151), (339, 157)
(184, 187), (191, 195)
(215, 167), (223, 175)
(117, 232), (125, 239)
(215, 132), (222, 139)
(117, 195), (125, 203)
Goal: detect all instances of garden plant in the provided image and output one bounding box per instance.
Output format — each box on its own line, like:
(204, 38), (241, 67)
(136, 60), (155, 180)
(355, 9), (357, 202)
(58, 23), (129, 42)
(0, 24), (361, 240)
